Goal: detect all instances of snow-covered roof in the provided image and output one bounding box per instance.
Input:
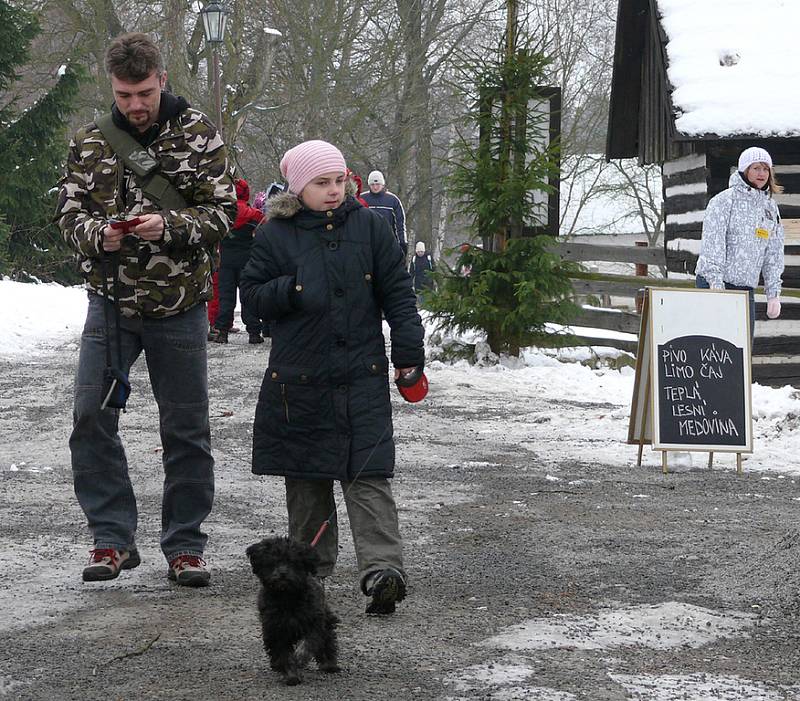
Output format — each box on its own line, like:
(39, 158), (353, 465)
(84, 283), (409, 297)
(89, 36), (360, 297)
(658, 0), (800, 137)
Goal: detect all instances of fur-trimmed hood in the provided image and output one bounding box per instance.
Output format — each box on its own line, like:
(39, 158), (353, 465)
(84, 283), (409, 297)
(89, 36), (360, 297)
(264, 191), (304, 219)
(264, 192), (362, 222)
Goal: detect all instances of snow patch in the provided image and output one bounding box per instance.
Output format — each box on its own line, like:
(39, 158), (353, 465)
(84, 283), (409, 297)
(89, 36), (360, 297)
(0, 280), (87, 358)
(480, 602), (757, 651)
(610, 672), (796, 701)
(444, 658), (578, 700)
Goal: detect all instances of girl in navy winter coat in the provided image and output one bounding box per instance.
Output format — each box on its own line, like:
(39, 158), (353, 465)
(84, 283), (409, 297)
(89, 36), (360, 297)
(240, 140), (424, 614)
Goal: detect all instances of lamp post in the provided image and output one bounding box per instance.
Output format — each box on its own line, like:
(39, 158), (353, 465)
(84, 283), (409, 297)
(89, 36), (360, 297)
(200, 0), (228, 137)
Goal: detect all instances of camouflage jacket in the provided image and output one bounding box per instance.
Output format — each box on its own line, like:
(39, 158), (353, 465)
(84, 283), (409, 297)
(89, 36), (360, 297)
(55, 107), (236, 317)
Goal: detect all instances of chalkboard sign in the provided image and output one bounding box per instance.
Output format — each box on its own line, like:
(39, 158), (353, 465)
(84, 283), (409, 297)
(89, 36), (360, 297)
(656, 335), (745, 446)
(628, 288), (752, 454)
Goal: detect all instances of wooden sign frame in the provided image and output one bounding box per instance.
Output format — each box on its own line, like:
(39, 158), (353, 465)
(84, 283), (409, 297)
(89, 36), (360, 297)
(629, 287), (753, 473)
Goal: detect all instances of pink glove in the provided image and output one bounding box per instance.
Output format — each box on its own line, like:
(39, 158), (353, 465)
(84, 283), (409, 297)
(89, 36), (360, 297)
(767, 297), (781, 319)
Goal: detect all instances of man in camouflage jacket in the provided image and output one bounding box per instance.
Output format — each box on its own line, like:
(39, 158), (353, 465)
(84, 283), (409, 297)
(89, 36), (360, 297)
(56, 33), (236, 588)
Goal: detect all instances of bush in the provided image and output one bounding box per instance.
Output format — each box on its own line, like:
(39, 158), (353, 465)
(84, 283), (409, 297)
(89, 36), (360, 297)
(425, 238), (580, 356)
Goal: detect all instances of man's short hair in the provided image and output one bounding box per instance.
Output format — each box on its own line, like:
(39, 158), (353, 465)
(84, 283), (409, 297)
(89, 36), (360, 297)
(105, 33), (164, 82)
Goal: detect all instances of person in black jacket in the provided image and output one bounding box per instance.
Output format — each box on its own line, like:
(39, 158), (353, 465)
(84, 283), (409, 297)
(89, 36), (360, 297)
(211, 178), (265, 344)
(409, 241), (435, 295)
(359, 170), (408, 256)
(240, 140), (425, 615)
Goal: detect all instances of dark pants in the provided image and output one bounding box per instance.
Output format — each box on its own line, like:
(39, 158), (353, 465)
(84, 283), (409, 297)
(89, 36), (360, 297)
(214, 263), (262, 334)
(695, 274), (755, 343)
(284, 477), (404, 591)
(70, 294), (214, 561)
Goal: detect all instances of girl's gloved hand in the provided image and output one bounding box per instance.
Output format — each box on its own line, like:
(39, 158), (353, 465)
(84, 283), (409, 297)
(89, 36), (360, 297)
(767, 297), (781, 319)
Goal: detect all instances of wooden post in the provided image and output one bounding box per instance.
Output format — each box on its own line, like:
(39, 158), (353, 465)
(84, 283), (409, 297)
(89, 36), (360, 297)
(635, 242), (648, 312)
(636, 363), (652, 467)
(661, 451), (668, 475)
(634, 241), (648, 276)
(707, 451), (714, 469)
(635, 288), (646, 314)
(736, 453), (743, 475)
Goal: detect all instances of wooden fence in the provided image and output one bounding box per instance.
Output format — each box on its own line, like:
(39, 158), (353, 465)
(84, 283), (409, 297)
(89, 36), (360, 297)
(551, 241), (800, 386)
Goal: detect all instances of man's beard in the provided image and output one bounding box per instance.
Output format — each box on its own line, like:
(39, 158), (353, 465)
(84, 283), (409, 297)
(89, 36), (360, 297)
(126, 110), (152, 127)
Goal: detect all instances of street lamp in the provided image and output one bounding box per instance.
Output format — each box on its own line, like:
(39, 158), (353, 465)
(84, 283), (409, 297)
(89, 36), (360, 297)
(200, 1), (228, 136)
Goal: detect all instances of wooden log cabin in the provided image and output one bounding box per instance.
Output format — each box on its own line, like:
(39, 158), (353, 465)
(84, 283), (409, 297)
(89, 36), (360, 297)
(606, 0), (800, 386)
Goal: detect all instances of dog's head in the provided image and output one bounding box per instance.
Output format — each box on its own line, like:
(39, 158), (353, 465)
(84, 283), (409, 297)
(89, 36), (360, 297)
(246, 537), (319, 592)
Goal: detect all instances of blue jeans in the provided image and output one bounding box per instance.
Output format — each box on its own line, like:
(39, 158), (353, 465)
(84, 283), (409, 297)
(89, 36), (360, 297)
(70, 294), (214, 561)
(695, 274), (755, 343)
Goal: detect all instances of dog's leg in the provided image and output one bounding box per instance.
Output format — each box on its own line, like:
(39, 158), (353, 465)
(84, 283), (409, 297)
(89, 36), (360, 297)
(268, 645), (302, 685)
(313, 610), (340, 673)
(282, 652), (302, 686)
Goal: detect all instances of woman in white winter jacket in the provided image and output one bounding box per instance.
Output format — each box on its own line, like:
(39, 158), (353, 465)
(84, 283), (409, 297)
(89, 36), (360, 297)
(696, 146), (785, 341)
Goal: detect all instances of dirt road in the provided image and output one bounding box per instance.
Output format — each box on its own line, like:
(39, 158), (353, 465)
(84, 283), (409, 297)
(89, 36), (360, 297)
(2, 333), (800, 700)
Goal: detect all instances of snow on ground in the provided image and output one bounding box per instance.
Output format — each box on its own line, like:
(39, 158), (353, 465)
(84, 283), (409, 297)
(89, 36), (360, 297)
(610, 673), (800, 701)
(658, 0), (800, 136)
(444, 603), (794, 700)
(0, 280), (87, 357)
(481, 602), (756, 652)
(2, 279), (799, 478)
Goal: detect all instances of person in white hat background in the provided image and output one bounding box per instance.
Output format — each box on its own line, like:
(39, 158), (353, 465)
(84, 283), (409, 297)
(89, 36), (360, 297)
(696, 146), (785, 342)
(409, 240), (436, 299)
(360, 170), (408, 256)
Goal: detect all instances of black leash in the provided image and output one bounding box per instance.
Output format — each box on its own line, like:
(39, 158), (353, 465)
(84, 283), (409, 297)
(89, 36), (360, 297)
(99, 254), (127, 411)
(309, 420), (391, 547)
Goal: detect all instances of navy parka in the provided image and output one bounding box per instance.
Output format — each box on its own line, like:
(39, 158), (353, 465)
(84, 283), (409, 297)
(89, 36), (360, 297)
(240, 193), (424, 481)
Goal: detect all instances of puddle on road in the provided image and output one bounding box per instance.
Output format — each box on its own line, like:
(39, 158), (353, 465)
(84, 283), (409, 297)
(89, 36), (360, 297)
(444, 657), (578, 701)
(480, 601), (757, 651)
(610, 673), (799, 700)
(443, 602), (777, 700)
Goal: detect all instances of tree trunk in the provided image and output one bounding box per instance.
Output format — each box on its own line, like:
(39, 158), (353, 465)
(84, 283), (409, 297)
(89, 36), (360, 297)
(391, 0), (426, 244)
(414, 73), (433, 251)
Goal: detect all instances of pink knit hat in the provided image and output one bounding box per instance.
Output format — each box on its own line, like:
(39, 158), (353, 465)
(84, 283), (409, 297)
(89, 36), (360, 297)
(280, 140), (347, 195)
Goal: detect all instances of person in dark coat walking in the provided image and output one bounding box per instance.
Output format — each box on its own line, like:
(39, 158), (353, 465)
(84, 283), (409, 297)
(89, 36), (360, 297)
(211, 178), (265, 344)
(409, 240), (435, 294)
(359, 170), (408, 256)
(240, 140), (424, 615)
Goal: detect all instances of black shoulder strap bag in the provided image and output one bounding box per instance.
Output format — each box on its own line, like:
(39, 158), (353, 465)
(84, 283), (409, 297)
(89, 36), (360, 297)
(94, 113), (187, 210)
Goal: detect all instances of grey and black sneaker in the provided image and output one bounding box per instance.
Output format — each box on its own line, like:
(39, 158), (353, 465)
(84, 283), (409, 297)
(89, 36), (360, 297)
(211, 329), (228, 344)
(83, 548), (141, 582)
(168, 554), (210, 587)
(365, 568), (406, 615)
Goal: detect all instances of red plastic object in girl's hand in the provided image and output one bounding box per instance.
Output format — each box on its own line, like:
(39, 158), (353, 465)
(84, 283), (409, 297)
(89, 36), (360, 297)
(395, 366), (428, 403)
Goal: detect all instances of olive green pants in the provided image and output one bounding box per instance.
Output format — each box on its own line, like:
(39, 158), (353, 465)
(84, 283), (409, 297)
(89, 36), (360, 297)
(285, 477), (404, 591)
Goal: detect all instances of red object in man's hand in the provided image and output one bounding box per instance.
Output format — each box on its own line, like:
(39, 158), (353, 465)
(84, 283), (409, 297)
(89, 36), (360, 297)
(108, 217), (142, 233)
(395, 366), (428, 403)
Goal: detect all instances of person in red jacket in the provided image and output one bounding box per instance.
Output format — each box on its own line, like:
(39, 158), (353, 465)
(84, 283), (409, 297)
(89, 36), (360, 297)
(210, 178), (266, 344)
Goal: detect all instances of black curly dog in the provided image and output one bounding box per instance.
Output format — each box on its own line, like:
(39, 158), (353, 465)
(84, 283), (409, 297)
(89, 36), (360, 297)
(246, 536), (340, 685)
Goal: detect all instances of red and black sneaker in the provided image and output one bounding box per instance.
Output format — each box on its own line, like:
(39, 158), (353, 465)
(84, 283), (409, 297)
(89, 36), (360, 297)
(168, 554), (210, 587)
(82, 548), (141, 582)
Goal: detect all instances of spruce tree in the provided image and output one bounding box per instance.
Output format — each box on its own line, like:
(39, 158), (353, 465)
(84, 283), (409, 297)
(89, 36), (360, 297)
(0, 1), (83, 282)
(425, 9), (579, 357)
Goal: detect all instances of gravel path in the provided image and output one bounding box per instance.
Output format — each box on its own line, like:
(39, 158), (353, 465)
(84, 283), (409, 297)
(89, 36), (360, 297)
(2, 333), (800, 701)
